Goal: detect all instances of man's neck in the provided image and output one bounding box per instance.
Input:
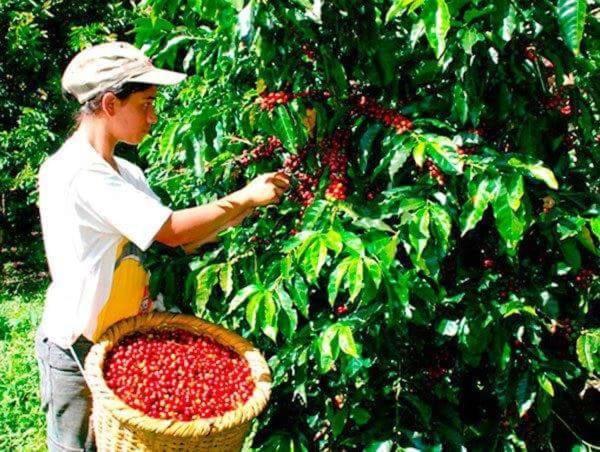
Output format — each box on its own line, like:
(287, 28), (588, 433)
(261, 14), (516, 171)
(77, 120), (119, 171)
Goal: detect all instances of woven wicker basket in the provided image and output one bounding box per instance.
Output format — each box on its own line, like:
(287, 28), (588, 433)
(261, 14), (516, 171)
(84, 311), (272, 451)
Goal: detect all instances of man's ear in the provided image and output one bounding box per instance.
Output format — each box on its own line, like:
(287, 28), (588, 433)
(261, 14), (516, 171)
(101, 92), (118, 116)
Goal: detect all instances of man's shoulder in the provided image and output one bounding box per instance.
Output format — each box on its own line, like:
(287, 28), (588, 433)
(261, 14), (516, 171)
(115, 157), (145, 180)
(39, 136), (79, 179)
(39, 135), (104, 184)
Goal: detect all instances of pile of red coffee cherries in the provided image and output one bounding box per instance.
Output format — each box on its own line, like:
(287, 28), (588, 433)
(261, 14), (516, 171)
(103, 328), (255, 421)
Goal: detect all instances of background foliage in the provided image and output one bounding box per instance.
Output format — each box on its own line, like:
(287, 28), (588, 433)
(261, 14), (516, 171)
(0, 0), (137, 249)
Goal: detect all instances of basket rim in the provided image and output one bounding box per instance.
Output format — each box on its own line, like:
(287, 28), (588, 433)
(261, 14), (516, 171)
(84, 311), (272, 438)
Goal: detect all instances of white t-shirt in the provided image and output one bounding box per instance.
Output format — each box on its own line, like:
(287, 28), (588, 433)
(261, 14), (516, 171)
(38, 130), (173, 348)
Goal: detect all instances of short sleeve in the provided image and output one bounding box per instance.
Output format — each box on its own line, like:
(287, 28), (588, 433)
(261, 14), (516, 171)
(72, 166), (173, 251)
(116, 159), (162, 202)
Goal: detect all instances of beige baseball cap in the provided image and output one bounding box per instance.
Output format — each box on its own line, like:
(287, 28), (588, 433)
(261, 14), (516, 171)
(62, 41), (187, 104)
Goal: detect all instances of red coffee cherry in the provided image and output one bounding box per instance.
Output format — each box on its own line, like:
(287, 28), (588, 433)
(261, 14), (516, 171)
(257, 91), (295, 111)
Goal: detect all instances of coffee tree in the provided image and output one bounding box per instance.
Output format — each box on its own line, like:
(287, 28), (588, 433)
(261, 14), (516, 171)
(136, 0), (599, 449)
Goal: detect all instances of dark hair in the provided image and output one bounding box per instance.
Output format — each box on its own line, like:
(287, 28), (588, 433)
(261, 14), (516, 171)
(70, 82), (154, 127)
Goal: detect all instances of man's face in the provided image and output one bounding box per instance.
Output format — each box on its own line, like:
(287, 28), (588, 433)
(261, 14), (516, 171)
(110, 85), (158, 145)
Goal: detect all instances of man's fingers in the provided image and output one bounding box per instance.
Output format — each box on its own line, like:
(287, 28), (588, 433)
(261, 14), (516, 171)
(272, 179), (290, 190)
(272, 171), (291, 186)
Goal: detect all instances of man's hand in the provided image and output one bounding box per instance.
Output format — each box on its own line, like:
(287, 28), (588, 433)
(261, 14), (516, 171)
(241, 172), (290, 207)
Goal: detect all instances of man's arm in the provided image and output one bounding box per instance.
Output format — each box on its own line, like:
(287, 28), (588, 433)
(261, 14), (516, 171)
(181, 206), (254, 254)
(154, 172), (289, 248)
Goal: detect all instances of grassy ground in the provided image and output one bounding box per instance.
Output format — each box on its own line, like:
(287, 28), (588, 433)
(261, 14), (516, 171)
(0, 279), (47, 451)
(1, 235), (48, 451)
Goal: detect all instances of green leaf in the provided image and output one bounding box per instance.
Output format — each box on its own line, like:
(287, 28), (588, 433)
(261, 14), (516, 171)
(463, 5), (494, 23)
(364, 257), (383, 289)
(528, 165), (559, 190)
(403, 394), (432, 426)
(375, 235), (398, 269)
(276, 287), (298, 340)
(413, 140), (426, 167)
(500, 301), (537, 317)
(324, 55), (348, 95)
(229, 284), (262, 314)
(557, 0), (587, 56)
(301, 238), (328, 283)
(353, 217), (394, 233)
(337, 325), (359, 358)
(492, 189), (528, 253)
(516, 375), (536, 417)
(505, 174), (525, 211)
(154, 35), (192, 67)
(330, 407), (347, 437)
(508, 158), (559, 189)
(301, 200), (329, 229)
(437, 319), (459, 336)
(557, 216), (586, 240)
(590, 217), (600, 242)
(359, 123), (383, 174)
(380, 133), (411, 180)
(289, 277), (310, 318)
(282, 230), (318, 253)
(537, 374), (555, 397)
(318, 325), (339, 372)
(351, 406), (371, 426)
(497, 3), (517, 42)
(429, 204), (452, 254)
(246, 291), (263, 330)
(451, 84), (468, 125)
(409, 208), (431, 259)
(459, 28), (484, 54)
(273, 107), (297, 151)
(386, 0), (424, 22)
(426, 140), (463, 174)
(195, 265), (220, 313)
(578, 227), (597, 255)
(365, 440), (394, 452)
(260, 292), (278, 342)
(576, 330), (600, 373)
(560, 238), (581, 271)
(328, 257), (352, 305)
(339, 230), (365, 256)
(219, 263), (233, 297)
(324, 229), (343, 255)
(421, 0), (451, 58)
(347, 257), (365, 302)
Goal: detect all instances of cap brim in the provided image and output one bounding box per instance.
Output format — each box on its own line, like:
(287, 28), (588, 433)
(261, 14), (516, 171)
(128, 67), (187, 86)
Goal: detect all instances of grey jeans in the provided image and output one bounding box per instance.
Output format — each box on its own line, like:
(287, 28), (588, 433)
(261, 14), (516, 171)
(34, 328), (96, 451)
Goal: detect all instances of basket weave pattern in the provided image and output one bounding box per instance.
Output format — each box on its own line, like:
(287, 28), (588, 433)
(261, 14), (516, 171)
(84, 311), (271, 451)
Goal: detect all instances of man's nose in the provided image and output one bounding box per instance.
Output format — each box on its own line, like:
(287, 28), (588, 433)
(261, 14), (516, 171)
(148, 109), (158, 125)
